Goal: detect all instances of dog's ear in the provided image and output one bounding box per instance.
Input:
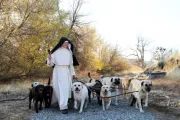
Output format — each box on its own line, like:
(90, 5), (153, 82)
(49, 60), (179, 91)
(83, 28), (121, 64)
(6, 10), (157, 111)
(81, 83), (83, 89)
(31, 84), (33, 87)
(141, 81), (144, 86)
(100, 75), (104, 78)
(88, 72), (91, 78)
(89, 79), (92, 83)
(111, 78), (113, 82)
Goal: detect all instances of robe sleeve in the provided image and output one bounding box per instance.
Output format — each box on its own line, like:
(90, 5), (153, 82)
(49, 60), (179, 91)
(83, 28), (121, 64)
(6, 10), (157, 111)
(70, 55), (75, 76)
(46, 54), (55, 67)
(70, 64), (75, 76)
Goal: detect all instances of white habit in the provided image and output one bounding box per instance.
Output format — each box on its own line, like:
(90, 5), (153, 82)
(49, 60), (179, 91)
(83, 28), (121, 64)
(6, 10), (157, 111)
(47, 47), (75, 110)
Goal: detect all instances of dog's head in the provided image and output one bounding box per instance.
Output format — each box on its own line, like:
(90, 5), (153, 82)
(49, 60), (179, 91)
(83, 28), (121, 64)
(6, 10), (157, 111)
(31, 82), (40, 87)
(111, 77), (121, 86)
(141, 80), (152, 93)
(72, 82), (83, 92)
(101, 85), (111, 95)
(35, 85), (44, 95)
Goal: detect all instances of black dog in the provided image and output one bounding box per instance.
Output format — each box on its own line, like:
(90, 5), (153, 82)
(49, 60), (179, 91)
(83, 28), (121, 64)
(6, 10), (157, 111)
(88, 79), (102, 105)
(43, 85), (53, 108)
(29, 84), (44, 113)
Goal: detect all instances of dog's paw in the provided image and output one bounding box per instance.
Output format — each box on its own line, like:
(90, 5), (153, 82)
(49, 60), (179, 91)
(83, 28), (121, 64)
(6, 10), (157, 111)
(106, 105), (110, 110)
(143, 104), (148, 107)
(114, 102), (118, 106)
(79, 110), (82, 113)
(74, 105), (78, 109)
(140, 110), (144, 113)
(84, 105), (87, 109)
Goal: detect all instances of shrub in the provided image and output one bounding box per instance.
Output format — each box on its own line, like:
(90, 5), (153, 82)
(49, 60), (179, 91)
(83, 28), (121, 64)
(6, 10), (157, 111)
(158, 61), (165, 69)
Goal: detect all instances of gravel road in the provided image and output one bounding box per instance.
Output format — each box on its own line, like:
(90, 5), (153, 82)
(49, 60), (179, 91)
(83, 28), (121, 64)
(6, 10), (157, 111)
(28, 98), (167, 120)
(28, 76), (172, 120)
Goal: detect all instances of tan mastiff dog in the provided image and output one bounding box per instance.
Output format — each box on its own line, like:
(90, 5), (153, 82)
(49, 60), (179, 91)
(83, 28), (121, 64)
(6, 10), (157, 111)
(128, 79), (152, 112)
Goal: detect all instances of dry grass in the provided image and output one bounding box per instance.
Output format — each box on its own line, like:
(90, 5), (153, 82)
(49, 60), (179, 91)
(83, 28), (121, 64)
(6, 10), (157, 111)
(151, 77), (180, 96)
(0, 73), (101, 95)
(76, 71), (101, 80)
(0, 78), (48, 95)
(129, 65), (143, 73)
(152, 77), (180, 86)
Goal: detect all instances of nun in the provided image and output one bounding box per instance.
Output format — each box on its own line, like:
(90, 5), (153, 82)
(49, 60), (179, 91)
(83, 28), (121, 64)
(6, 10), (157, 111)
(47, 37), (79, 114)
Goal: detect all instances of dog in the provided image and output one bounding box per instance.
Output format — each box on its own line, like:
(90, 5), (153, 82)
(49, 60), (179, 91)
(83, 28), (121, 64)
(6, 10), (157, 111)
(43, 85), (53, 108)
(121, 76), (133, 99)
(85, 78), (96, 102)
(100, 76), (121, 87)
(86, 79), (102, 105)
(100, 76), (113, 86)
(100, 76), (121, 105)
(128, 79), (152, 112)
(100, 85), (112, 110)
(111, 77), (121, 105)
(29, 84), (45, 113)
(85, 72), (102, 105)
(72, 81), (89, 113)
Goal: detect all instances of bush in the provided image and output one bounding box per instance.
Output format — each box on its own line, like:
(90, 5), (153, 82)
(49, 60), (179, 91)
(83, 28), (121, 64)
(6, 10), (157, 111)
(158, 61), (165, 69)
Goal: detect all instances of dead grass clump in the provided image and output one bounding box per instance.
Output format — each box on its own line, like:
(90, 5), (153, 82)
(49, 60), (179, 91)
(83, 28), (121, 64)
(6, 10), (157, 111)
(152, 78), (180, 87)
(0, 78), (48, 96)
(76, 71), (101, 81)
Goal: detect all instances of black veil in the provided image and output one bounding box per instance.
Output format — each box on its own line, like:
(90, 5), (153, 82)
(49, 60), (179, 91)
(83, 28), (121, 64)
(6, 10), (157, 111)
(50, 37), (79, 66)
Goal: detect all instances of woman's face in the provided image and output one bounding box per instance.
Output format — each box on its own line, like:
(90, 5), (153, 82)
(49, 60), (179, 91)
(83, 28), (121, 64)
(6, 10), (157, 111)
(62, 41), (69, 48)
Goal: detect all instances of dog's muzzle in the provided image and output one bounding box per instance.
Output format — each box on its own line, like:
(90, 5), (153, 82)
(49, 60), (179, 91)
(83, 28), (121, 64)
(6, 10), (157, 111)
(75, 87), (80, 92)
(146, 87), (151, 92)
(103, 89), (108, 95)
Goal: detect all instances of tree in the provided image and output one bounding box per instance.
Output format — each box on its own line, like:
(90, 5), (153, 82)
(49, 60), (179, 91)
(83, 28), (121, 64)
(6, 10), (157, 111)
(61, 0), (90, 38)
(97, 42), (130, 74)
(71, 26), (100, 71)
(0, 0), (70, 80)
(152, 46), (172, 62)
(130, 36), (150, 69)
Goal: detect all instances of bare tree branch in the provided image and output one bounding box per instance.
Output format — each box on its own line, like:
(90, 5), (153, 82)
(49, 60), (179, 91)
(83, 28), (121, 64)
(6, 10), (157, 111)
(129, 36), (150, 68)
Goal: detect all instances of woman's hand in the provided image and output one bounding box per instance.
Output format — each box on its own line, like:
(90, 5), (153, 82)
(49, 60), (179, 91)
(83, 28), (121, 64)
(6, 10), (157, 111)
(72, 75), (77, 79)
(48, 55), (51, 59)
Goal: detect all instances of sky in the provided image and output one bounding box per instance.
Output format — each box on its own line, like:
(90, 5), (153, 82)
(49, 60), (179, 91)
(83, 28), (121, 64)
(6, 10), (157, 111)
(60, 0), (180, 61)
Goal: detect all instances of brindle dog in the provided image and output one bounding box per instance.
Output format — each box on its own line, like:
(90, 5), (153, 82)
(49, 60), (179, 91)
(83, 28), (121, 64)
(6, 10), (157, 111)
(43, 85), (53, 108)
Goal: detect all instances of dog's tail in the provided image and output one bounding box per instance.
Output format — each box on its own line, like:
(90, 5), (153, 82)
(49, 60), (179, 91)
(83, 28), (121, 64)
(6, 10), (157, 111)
(88, 72), (91, 78)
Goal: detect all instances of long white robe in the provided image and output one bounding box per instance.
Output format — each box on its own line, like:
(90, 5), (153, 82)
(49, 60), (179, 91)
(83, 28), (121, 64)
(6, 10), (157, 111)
(47, 47), (75, 110)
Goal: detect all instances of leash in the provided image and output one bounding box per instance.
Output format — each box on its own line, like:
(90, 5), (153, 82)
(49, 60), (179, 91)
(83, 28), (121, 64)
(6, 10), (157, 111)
(99, 91), (139, 98)
(47, 49), (53, 107)
(88, 86), (139, 98)
(72, 79), (139, 99)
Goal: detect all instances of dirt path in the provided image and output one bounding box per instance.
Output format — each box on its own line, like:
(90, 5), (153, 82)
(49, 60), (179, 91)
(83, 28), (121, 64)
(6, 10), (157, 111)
(0, 91), (179, 120)
(0, 79), (180, 120)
